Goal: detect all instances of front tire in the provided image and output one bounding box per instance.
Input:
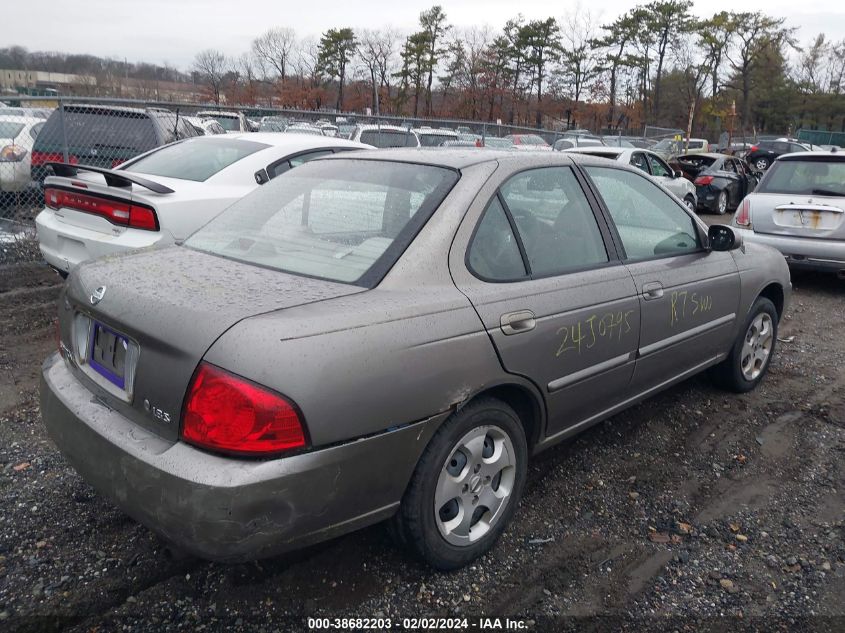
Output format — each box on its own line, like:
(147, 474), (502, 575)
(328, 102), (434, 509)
(712, 297), (778, 393)
(683, 195), (696, 212)
(754, 157), (770, 171)
(391, 398), (528, 570)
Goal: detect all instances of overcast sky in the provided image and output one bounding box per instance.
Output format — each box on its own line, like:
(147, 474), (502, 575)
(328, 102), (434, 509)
(4, 0), (845, 69)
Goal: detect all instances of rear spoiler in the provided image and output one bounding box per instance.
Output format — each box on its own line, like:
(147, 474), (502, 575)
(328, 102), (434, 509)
(45, 162), (174, 194)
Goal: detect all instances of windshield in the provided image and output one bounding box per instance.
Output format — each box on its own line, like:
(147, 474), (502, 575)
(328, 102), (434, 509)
(124, 137), (269, 181)
(0, 121), (24, 139)
(417, 133), (456, 147)
(360, 129), (416, 148)
(652, 139), (677, 151)
(758, 159), (845, 196)
(185, 159), (459, 286)
(484, 138), (513, 149)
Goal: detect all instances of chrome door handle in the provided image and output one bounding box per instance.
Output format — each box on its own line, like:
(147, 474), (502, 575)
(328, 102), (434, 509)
(641, 282), (664, 301)
(500, 310), (536, 335)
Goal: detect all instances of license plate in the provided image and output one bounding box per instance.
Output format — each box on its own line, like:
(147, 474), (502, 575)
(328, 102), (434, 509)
(89, 322), (129, 389)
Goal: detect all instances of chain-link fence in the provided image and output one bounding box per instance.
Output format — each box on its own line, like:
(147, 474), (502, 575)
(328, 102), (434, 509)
(0, 95), (666, 236)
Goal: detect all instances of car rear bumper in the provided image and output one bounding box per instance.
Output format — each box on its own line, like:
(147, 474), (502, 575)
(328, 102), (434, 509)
(735, 227), (845, 273)
(40, 353), (444, 561)
(35, 208), (169, 273)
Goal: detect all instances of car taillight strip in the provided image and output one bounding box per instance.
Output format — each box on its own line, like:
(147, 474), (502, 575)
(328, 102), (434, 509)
(44, 187), (158, 231)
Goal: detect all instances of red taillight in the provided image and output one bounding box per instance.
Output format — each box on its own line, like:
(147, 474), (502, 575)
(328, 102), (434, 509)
(750, 145), (758, 152)
(735, 197), (752, 227)
(694, 175), (714, 186)
(31, 151), (78, 167)
(181, 363), (307, 456)
(44, 187), (158, 231)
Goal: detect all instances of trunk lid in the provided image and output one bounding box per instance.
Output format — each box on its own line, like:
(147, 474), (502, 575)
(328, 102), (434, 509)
(749, 192), (845, 239)
(63, 246), (364, 441)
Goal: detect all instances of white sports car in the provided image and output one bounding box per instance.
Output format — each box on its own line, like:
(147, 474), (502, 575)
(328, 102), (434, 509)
(35, 133), (372, 275)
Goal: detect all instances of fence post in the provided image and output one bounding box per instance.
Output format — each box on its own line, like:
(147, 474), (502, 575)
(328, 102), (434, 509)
(482, 122), (486, 145)
(58, 97), (70, 163)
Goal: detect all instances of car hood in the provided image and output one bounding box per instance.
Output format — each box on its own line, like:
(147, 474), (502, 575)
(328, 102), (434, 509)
(63, 246), (364, 441)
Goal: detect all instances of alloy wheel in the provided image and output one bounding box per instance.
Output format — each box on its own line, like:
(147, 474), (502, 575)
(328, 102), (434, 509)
(740, 313), (774, 381)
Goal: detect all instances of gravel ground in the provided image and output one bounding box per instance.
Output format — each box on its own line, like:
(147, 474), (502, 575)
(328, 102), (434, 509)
(0, 242), (843, 632)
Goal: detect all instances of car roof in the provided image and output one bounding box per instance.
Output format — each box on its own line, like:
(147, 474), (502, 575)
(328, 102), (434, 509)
(61, 104), (154, 115)
(189, 132), (369, 151)
(320, 147), (625, 170)
(678, 152), (728, 160)
(0, 114), (42, 124)
(564, 146), (627, 156)
(357, 125), (412, 132)
(777, 150), (845, 162)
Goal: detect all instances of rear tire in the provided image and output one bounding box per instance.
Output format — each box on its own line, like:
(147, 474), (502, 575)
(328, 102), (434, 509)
(754, 158), (770, 171)
(711, 297), (778, 393)
(391, 398), (528, 570)
(716, 190), (728, 215)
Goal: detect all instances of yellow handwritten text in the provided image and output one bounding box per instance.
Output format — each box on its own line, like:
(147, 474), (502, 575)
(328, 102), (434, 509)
(669, 290), (712, 327)
(556, 310), (635, 357)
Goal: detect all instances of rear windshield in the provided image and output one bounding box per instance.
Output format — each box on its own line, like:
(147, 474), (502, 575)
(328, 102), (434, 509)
(203, 116), (240, 131)
(758, 159), (845, 196)
(518, 135), (547, 146)
(37, 108), (157, 153)
(417, 133), (457, 147)
(0, 121), (24, 139)
(360, 129), (416, 148)
(185, 159), (459, 286)
(123, 137), (269, 182)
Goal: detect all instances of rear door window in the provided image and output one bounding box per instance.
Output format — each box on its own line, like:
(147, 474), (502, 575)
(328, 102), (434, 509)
(467, 197), (526, 281)
(630, 152), (649, 173)
(498, 167), (609, 277)
(267, 150), (334, 179)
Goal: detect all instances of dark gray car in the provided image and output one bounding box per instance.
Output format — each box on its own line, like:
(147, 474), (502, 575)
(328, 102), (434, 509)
(41, 150), (791, 570)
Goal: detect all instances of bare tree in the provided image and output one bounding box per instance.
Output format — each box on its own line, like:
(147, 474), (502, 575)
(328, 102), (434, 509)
(193, 49), (227, 106)
(559, 6), (601, 116)
(252, 27), (296, 82)
(357, 28), (400, 114)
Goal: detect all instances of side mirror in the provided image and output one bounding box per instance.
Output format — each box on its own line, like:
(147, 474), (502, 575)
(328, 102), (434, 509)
(254, 169), (269, 185)
(708, 224), (743, 251)
(673, 169), (683, 178)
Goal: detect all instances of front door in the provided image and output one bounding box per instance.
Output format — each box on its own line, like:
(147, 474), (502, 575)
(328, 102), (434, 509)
(450, 166), (641, 439)
(581, 165), (741, 391)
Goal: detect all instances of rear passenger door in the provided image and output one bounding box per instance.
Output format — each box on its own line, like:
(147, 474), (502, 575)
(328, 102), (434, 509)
(451, 166), (641, 441)
(582, 165), (740, 392)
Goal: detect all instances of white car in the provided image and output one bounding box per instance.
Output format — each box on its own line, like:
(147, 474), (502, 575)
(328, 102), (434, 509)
(564, 146), (698, 211)
(0, 115), (44, 193)
(195, 110), (251, 133)
(350, 125), (419, 148)
(184, 116), (226, 136)
(35, 133), (371, 275)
